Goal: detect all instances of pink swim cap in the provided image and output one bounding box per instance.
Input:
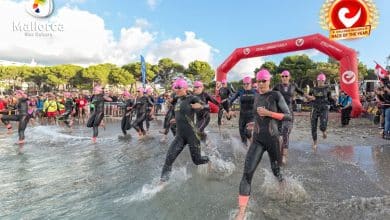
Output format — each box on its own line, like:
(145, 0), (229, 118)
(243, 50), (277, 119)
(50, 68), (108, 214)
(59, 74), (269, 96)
(145, 87), (153, 94)
(123, 90), (130, 97)
(94, 86), (102, 93)
(63, 92), (71, 98)
(221, 79), (227, 84)
(256, 69), (272, 81)
(281, 70), (290, 77)
(243, 76), (252, 84)
(252, 83), (258, 88)
(137, 87), (144, 92)
(317, 73), (326, 81)
(14, 90), (27, 98)
(194, 81), (203, 87)
(174, 78), (188, 89)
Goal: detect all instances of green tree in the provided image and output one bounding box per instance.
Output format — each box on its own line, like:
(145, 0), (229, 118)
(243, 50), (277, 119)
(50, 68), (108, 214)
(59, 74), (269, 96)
(278, 55), (315, 87)
(184, 60), (214, 84)
(108, 67), (135, 86)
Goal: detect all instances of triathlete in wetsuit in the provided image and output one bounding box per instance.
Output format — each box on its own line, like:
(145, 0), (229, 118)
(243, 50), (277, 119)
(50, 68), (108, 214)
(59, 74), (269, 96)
(86, 86), (112, 143)
(229, 76), (256, 146)
(235, 69), (291, 220)
(272, 70), (306, 164)
(0, 90), (30, 144)
(307, 73), (332, 149)
(217, 79), (233, 126)
(193, 80), (219, 143)
(120, 90), (134, 137)
(145, 88), (155, 131)
(57, 92), (75, 128)
(160, 78), (209, 182)
(132, 87), (153, 138)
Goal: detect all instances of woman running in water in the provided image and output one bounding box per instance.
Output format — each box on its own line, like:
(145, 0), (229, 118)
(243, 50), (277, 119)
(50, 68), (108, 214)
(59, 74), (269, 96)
(57, 92), (75, 128)
(306, 73), (332, 150)
(235, 69), (291, 220)
(119, 90), (134, 138)
(160, 83), (178, 142)
(0, 90), (30, 144)
(193, 80), (220, 145)
(132, 87), (153, 138)
(160, 78), (209, 182)
(229, 76), (256, 147)
(217, 79), (233, 126)
(145, 87), (155, 132)
(86, 86), (112, 143)
(273, 70), (307, 164)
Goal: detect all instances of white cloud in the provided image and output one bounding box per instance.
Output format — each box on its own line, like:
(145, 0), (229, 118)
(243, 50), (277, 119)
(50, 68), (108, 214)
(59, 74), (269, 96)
(147, 0), (159, 10)
(146, 31), (214, 67)
(134, 18), (151, 29)
(228, 57), (264, 81)
(0, 0), (215, 69)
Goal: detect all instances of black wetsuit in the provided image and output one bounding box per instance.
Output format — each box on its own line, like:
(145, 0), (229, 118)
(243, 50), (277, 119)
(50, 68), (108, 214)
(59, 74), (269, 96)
(218, 86), (232, 125)
(132, 96), (152, 135)
(230, 89), (256, 144)
(309, 86), (332, 142)
(1, 98), (30, 141)
(161, 95), (209, 182)
(145, 95), (155, 131)
(239, 91), (291, 196)
(87, 94), (106, 138)
(273, 83), (305, 149)
(58, 98), (74, 127)
(195, 92), (219, 141)
(162, 95), (177, 136)
(120, 99), (134, 135)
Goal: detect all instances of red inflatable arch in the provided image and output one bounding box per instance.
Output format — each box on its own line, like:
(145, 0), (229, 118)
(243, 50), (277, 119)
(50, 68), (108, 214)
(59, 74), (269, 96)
(216, 33), (362, 117)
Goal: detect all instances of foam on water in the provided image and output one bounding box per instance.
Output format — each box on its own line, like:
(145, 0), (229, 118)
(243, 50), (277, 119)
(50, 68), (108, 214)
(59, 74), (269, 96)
(197, 154), (235, 179)
(260, 169), (309, 203)
(114, 167), (191, 204)
(314, 195), (390, 219)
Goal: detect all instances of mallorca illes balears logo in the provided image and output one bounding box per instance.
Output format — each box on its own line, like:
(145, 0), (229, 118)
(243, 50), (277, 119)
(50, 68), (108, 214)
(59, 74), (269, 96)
(320, 0), (379, 40)
(26, 0), (54, 18)
(12, 0), (64, 38)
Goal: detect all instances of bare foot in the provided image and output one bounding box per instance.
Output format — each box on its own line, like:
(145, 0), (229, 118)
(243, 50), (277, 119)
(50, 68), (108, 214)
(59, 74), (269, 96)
(92, 137), (97, 143)
(322, 131), (327, 139)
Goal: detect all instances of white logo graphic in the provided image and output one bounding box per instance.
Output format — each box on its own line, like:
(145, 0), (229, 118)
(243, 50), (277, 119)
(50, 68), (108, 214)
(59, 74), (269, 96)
(338, 7), (362, 28)
(26, 0), (54, 18)
(295, 38), (304, 47)
(243, 48), (251, 55)
(342, 71), (356, 84)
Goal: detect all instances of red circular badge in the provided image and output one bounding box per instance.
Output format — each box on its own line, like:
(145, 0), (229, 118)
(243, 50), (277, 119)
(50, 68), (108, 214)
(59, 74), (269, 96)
(330, 0), (368, 29)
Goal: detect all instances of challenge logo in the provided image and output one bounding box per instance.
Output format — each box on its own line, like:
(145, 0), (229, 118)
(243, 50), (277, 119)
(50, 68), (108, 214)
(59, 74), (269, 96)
(26, 0), (54, 18)
(342, 70), (356, 84)
(320, 0), (378, 40)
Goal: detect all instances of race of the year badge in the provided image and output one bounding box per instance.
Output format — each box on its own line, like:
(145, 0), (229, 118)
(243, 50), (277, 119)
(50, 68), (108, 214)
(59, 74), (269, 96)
(320, 0), (379, 40)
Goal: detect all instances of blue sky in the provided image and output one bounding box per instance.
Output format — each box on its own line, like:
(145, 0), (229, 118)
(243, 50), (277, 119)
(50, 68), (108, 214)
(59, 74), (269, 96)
(1, 0), (389, 80)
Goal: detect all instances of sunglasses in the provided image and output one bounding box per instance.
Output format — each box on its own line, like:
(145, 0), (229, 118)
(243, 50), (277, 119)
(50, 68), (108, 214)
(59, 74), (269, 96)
(194, 86), (201, 89)
(174, 86), (184, 90)
(281, 76), (289, 78)
(257, 80), (267, 83)
(243, 83), (250, 85)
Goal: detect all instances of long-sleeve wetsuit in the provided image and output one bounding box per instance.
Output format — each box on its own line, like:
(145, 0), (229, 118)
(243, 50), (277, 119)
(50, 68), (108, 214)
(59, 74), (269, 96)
(309, 86), (332, 142)
(273, 83), (304, 149)
(195, 92), (219, 141)
(230, 89), (257, 144)
(160, 95), (209, 182)
(239, 91), (291, 196)
(87, 94), (106, 138)
(1, 98), (30, 141)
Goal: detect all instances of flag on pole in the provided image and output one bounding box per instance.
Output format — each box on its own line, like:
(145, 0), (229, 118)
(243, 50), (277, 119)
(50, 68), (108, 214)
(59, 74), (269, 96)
(374, 61), (389, 79)
(141, 55), (146, 88)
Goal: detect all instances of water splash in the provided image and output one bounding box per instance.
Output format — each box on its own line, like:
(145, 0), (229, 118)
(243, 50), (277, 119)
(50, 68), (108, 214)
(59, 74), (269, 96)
(198, 155), (235, 179)
(114, 167), (191, 204)
(260, 169), (309, 203)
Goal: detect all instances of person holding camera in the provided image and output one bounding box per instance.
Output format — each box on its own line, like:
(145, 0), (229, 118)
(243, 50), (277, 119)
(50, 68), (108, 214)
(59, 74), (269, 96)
(337, 91), (352, 127)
